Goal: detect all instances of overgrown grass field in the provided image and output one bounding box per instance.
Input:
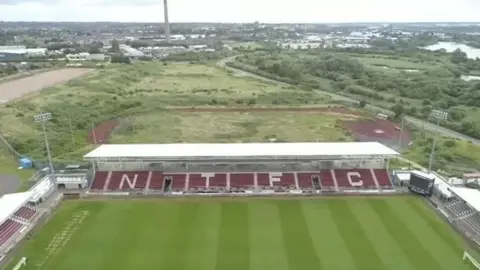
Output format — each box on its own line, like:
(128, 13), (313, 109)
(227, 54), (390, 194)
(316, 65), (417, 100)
(12, 197), (476, 270)
(110, 110), (355, 144)
(0, 62), (332, 162)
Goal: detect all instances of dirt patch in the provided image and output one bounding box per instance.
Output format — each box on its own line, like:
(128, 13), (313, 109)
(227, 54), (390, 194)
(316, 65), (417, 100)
(0, 68), (93, 104)
(87, 119), (119, 144)
(344, 118), (411, 148)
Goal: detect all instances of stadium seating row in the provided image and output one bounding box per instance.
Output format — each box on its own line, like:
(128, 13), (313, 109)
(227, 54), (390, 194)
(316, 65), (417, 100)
(445, 199), (480, 237)
(0, 219), (22, 247)
(0, 205), (37, 249)
(14, 206), (37, 221)
(90, 169), (393, 192)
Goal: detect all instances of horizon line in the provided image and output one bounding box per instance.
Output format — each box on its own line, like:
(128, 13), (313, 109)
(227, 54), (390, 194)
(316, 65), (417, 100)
(1, 20), (480, 24)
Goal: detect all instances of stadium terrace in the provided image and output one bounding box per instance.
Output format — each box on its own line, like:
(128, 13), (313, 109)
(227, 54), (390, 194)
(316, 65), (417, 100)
(83, 142), (399, 193)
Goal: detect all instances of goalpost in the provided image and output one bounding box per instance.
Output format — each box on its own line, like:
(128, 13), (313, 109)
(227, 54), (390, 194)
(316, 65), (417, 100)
(11, 257), (26, 270)
(464, 251), (480, 269)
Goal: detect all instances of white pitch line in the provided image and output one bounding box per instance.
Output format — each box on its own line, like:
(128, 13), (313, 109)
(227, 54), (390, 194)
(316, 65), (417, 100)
(35, 211), (91, 270)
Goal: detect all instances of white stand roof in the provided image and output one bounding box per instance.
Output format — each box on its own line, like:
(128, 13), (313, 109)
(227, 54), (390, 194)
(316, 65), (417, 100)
(0, 192), (31, 225)
(84, 142), (399, 161)
(449, 187), (480, 212)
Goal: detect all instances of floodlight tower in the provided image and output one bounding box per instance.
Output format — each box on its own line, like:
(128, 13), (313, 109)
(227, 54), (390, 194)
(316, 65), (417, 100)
(164, 0), (171, 43)
(428, 109), (449, 172)
(34, 112), (55, 178)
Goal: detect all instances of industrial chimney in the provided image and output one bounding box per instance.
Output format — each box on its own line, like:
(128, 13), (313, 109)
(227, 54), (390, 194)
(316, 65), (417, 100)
(163, 0), (171, 43)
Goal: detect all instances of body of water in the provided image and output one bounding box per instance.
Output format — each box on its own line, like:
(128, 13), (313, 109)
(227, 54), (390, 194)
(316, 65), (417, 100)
(461, 75), (480, 81)
(424, 42), (480, 60)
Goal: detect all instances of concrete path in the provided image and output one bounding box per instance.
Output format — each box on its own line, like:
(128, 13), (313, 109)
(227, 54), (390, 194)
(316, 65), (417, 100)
(0, 175), (20, 195)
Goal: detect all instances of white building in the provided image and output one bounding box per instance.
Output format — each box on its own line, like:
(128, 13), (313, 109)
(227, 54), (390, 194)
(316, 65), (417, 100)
(0, 45), (47, 56)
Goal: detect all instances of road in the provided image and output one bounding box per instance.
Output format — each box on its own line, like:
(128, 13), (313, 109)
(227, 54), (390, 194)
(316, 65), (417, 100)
(217, 56), (480, 144)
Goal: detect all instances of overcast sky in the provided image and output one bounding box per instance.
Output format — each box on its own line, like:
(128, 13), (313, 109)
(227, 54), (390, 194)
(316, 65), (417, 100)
(0, 0), (479, 23)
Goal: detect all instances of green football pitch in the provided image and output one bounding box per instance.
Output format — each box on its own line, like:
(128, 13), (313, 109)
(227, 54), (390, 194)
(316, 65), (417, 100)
(9, 196), (479, 270)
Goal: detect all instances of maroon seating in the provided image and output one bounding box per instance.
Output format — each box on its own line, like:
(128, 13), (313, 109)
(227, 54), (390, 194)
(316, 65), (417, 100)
(91, 171), (109, 190)
(149, 172), (164, 190)
(257, 173), (271, 187)
(277, 173), (296, 187)
(107, 171), (150, 190)
(334, 169), (376, 188)
(255, 173), (296, 187)
(319, 170), (336, 188)
(0, 219), (22, 247)
(230, 173), (255, 188)
(207, 173), (227, 188)
(165, 174), (187, 191)
(189, 174), (208, 189)
(297, 173), (316, 189)
(14, 206), (36, 221)
(373, 169), (393, 188)
(90, 169), (393, 191)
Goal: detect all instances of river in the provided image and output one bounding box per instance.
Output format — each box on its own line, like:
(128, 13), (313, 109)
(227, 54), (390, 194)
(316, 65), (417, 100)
(424, 42), (480, 60)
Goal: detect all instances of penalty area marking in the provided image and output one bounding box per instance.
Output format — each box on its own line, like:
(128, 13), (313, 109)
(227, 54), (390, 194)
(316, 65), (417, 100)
(34, 211), (89, 270)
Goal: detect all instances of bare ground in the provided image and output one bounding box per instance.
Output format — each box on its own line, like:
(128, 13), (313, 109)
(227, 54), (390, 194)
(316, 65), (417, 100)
(0, 68), (93, 104)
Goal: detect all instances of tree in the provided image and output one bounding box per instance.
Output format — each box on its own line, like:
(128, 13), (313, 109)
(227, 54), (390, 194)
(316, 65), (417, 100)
(391, 104), (404, 118)
(110, 54), (130, 64)
(358, 100), (367, 108)
(450, 49), (468, 64)
(111, 39), (120, 53)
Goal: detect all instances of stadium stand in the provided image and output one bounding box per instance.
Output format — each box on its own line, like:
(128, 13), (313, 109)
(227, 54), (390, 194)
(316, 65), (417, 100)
(90, 170), (393, 192)
(0, 220), (22, 246)
(0, 192), (39, 253)
(85, 142), (398, 193)
(13, 206), (36, 221)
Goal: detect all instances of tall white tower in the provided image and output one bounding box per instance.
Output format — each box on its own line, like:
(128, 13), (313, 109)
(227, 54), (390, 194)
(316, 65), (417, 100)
(163, 0), (171, 43)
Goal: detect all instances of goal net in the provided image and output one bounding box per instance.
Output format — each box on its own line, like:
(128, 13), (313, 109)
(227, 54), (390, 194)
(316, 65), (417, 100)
(464, 251), (480, 269)
(12, 257), (26, 270)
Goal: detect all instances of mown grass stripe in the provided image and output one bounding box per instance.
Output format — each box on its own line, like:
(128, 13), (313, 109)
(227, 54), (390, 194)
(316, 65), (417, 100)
(376, 199), (451, 270)
(352, 199), (415, 270)
(185, 202), (221, 270)
(92, 202), (155, 270)
(351, 199), (417, 270)
(249, 201), (289, 270)
(301, 201), (357, 270)
(329, 200), (385, 270)
(122, 203), (174, 270)
(40, 202), (112, 270)
(371, 199), (443, 269)
(277, 200), (322, 270)
(406, 198), (464, 251)
(160, 202), (199, 270)
(387, 198), (468, 270)
(215, 202), (250, 270)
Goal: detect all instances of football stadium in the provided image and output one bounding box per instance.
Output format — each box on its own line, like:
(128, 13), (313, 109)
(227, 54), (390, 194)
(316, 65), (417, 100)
(0, 141), (479, 270)
(0, 60), (480, 270)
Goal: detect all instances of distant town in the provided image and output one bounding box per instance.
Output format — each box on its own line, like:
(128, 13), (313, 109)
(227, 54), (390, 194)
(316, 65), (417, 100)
(1, 22), (480, 69)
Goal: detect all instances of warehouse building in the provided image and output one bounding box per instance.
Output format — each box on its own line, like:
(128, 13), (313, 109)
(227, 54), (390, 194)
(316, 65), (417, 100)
(0, 46), (47, 62)
(0, 52), (25, 62)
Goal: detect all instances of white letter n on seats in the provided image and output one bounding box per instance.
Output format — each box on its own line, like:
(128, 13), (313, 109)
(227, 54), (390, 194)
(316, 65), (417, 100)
(120, 174), (137, 189)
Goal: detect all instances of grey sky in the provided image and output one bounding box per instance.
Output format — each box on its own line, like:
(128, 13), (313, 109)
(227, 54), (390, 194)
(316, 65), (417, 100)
(0, 0), (479, 22)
